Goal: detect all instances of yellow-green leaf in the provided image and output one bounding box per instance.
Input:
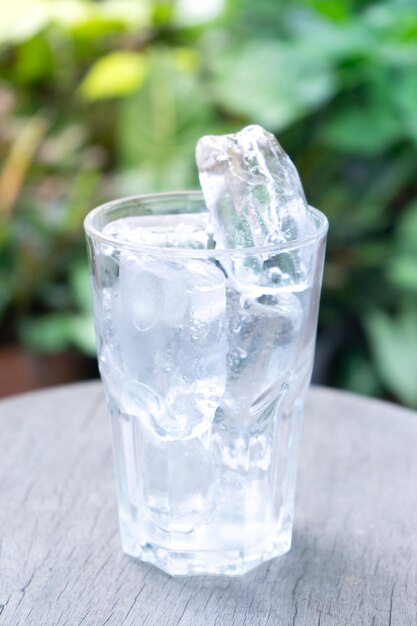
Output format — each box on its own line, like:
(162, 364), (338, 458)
(80, 51), (147, 100)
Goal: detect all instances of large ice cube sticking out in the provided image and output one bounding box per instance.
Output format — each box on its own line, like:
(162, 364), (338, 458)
(196, 124), (315, 249)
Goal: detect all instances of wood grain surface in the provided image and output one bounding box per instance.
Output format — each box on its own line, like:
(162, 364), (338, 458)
(0, 382), (416, 626)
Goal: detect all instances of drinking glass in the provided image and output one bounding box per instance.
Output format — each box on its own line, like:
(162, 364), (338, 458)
(84, 191), (328, 576)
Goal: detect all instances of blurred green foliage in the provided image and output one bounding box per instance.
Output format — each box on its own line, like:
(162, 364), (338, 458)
(1, 0), (417, 406)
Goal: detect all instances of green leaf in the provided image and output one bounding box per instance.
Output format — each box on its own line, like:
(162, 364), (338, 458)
(364, 3), (417, 44)
(19, 311), (95, 356)
(152, 0), (175, 26)
(394, 199), (417, 252)
(359, 153), (416, 209)
(62, 1), (150, 31)
(387, 200), (417, 292)
(365, 308), (417, 407)
(286, 8), (371, 60)
(394, 72), (417, 143)
(68, 314), (96, 356)
(338, 351), (382, 398)
(70, 262), (92, 314)
(323, 104), (403, 155)
(14, 33), (54, 83)
(64, 168), (100, 232)
(116, 48), (215, 190)
(296, 0), (352, 22)
(20, 313), (75, 353)
(80, 51), (148, 100)
(69, 16), (127, 41)
(387, 256), (417, 292)
(210, 40), (336, 130)
(223, 0), (287, 36)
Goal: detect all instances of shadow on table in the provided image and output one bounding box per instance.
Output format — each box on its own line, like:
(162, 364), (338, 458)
(150, 530), (395, 623)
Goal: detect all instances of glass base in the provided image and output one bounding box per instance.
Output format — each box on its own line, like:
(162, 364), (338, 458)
(121, 527), (292, 577)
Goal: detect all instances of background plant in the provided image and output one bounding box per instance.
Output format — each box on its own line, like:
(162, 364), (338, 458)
(1, 0), (417, 406)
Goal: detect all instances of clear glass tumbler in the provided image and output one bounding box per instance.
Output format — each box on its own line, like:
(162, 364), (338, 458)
(84, 191), (328, 576)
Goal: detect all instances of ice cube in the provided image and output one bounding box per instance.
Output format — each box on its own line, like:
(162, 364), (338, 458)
(196, 125), (314, 248)
(112, 252), (227, 440)
(196, 125), (315, 291)
(207, 287), (304, 476)
(221, 287), (303, 423)
(137, 427), (217, 533)
(103, 213), (214, 250)
(226, 246), (315, 295)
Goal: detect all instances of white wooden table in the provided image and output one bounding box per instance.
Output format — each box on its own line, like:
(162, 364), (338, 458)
(1, 382), (416, 625)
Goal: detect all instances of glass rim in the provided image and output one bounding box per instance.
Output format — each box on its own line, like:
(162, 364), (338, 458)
(84, 190), (329, 258)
